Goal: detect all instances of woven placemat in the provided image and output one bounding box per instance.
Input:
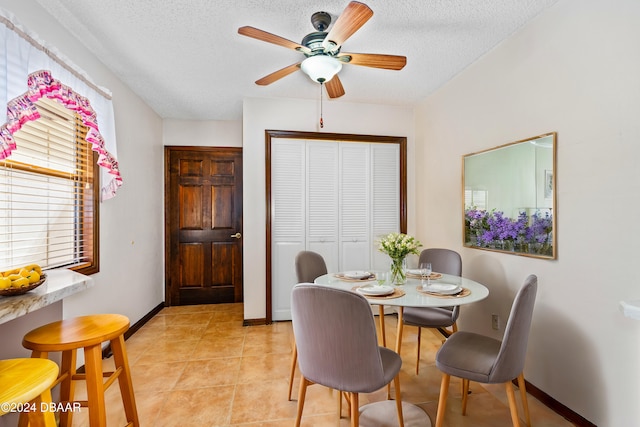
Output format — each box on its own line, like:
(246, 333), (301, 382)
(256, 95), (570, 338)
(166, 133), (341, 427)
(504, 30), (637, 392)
(351, 285), (406, 299)
(416, 285), (470, 299)
(334, 273), (376, 282)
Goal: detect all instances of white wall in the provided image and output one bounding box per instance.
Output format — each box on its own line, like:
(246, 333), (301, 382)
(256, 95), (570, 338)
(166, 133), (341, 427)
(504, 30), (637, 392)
(163, 119), (242, 147)
(0, 0), (165, 354)
(242, 97), (415, 320)
(414, 0), (640, 424)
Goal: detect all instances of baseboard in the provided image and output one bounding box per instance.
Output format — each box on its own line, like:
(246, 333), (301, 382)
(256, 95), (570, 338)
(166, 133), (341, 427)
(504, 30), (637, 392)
(243, 318), (268, 326)
(517, 378), (597, 426)
(124, 302), (166, 340)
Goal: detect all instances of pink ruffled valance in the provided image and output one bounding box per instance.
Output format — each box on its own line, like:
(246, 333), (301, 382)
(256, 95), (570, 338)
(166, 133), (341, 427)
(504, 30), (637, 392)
(0, 70), (122, 194)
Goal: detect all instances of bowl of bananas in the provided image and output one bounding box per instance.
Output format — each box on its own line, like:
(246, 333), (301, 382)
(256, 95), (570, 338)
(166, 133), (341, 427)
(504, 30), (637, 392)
(0, 264), (46, 296)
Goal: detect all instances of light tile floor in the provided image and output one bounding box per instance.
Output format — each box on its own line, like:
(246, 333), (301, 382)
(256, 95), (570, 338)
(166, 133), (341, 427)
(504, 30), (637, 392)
(69, 303), (573, 426)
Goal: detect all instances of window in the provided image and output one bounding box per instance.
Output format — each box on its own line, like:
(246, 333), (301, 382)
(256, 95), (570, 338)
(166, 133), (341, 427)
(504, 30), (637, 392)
(0, 97), (99, 274)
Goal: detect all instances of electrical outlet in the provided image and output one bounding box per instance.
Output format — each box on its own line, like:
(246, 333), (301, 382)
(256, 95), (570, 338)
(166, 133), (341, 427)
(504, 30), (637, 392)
(491, 314), (500, 330)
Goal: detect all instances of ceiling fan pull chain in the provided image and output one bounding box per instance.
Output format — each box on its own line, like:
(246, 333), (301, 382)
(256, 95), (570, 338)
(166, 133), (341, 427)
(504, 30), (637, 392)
(319, 82), (324, 128)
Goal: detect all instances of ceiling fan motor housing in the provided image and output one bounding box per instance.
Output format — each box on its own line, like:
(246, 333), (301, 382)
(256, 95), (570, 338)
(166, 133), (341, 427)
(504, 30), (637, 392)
(301, 31), (339, 57)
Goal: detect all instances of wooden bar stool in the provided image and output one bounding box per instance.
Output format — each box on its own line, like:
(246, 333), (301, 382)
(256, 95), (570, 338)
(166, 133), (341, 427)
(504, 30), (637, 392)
(22, 314), (139, 427)
(0, 358), (59, 426)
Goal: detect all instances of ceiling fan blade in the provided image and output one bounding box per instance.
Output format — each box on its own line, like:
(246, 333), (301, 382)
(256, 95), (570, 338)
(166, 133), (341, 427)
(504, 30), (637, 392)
(337, 52), (407, 70)
(323, 1), (373, 51)
(238, 26), (311, 54)
(325, 75), (345, 98)
(255, 63), (301, 86)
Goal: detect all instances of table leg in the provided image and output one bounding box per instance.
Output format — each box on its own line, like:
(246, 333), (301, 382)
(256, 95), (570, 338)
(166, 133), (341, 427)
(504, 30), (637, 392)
(378, 305), (386, 347)
(395, 307), (404, 354)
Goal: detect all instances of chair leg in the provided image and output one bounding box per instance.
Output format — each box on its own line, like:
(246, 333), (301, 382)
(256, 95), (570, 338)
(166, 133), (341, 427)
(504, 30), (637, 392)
(295, 377), (310, 427)
(344, 391), (352, 420)
(395, 307), (404, 354)
(505, 381), (522, 427)
(379, 305), (387, 347)
(349, 392), (359, 427)
(517, 373), (531, 427)
(416, 327), (422, 375)
(461, 378), (470, 415)
(288, 343), (298, 401)
(338, 391), (343, 419)
(393, 375), (405, 427)
(435, 373), (450, 427)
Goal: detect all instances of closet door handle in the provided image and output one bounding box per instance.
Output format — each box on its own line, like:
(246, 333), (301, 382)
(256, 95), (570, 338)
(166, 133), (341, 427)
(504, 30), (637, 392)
(231, 232), (242, 239)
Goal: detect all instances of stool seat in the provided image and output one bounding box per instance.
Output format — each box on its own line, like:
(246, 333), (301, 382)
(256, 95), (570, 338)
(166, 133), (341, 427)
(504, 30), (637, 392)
(22, 313), (139, 427)
(0, 358), (58, 426)
(0, 358), (58, 414)
(23, 313), (130, 352)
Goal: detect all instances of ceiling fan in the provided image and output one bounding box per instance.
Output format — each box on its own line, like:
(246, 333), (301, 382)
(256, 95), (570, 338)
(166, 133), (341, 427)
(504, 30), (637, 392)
(238, 1), (407, 99)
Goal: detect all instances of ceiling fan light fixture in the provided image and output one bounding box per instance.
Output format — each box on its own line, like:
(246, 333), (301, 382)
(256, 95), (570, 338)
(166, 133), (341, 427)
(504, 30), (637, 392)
(301, 55), (342, 83)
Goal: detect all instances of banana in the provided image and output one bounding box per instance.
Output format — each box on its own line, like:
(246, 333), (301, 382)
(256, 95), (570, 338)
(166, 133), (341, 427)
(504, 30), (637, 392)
(2, 268), (20, 277)
(22, 264), (42, 275)
(11, 277), (29, 288)
(27, 271), (41, 284)
(1, 263), (43, 278)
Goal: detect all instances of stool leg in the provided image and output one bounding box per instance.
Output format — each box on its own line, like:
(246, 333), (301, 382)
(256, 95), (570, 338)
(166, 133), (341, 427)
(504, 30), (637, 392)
(111, 335), (140, 427)
(59, 349), (77, 427)
(19, 351), (52, 427)
(28, 387), (57, 427)
(84, 344), (108, 426)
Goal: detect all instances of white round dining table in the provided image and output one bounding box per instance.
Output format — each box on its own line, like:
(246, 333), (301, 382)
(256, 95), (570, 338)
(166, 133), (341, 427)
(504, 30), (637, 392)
(314, 273), (489, 353)
(313, 273), (489, 427)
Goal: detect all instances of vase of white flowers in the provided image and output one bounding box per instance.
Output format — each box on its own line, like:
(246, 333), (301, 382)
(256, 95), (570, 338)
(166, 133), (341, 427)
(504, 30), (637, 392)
(377, 232), (422, 285)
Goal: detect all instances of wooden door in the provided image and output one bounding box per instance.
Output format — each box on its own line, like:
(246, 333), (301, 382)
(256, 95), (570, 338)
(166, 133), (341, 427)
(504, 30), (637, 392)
(165, 147), (243, 305)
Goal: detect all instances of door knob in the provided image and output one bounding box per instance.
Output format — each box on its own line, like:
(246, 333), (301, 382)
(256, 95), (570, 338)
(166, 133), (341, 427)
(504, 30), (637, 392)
(231, 232), (242, 239)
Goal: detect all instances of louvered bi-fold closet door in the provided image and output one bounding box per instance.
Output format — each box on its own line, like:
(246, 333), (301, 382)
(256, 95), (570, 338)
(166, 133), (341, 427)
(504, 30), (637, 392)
(371, 143), (401, 269)
(339, 143), (371, 271)
(271, 139), (305, 321)
(306, 142), (339, 273)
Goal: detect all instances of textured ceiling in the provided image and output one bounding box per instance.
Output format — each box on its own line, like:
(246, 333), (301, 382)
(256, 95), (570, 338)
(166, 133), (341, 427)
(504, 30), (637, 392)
(33, 0), (558, 120)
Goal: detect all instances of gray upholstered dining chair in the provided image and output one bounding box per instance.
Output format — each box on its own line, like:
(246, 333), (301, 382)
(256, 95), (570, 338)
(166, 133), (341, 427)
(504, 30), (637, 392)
(402, 248), (462, 374)
(288, 251), (328, 400)
(291, 283), (404, 427)
(434, 274), (538, 427)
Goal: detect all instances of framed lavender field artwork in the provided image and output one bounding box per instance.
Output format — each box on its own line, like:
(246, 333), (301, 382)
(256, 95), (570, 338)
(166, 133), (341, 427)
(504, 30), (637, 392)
(463, 132), (557, 259)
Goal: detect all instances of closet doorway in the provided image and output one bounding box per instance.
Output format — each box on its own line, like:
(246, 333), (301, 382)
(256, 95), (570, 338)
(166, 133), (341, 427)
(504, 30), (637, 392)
(266, 131), (407, 321)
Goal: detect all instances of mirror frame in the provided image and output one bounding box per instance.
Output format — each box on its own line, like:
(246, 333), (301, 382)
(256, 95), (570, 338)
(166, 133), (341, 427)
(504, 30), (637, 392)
(462, 132), (557, 259)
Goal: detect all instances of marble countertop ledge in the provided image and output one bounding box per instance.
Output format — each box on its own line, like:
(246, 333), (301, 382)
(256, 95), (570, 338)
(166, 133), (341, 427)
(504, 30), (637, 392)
(0, 269), (94, 325)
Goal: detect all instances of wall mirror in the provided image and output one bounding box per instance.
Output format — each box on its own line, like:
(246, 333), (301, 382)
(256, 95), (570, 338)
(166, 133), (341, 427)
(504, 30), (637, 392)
(463, 132), (557, 259)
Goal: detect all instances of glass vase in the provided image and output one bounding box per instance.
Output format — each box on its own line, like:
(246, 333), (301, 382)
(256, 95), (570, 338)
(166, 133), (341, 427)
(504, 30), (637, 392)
(389, 257), (407, 285)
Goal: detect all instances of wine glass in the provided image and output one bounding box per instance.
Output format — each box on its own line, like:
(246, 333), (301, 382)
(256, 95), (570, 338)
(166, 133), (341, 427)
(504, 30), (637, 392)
(420, 262), (432, 287)
(376, 271), (388, 286)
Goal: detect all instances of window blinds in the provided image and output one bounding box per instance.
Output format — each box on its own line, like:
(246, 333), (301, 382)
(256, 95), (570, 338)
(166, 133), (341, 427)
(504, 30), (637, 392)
(0, 97), (95, 271)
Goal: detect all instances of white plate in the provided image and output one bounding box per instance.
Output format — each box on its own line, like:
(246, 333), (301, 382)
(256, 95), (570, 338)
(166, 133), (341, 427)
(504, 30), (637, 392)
(343, 271), (372, 279)
(422, 283), (462, 295)
(356, 285), (395, 296)
(406, 269), (424, 275)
